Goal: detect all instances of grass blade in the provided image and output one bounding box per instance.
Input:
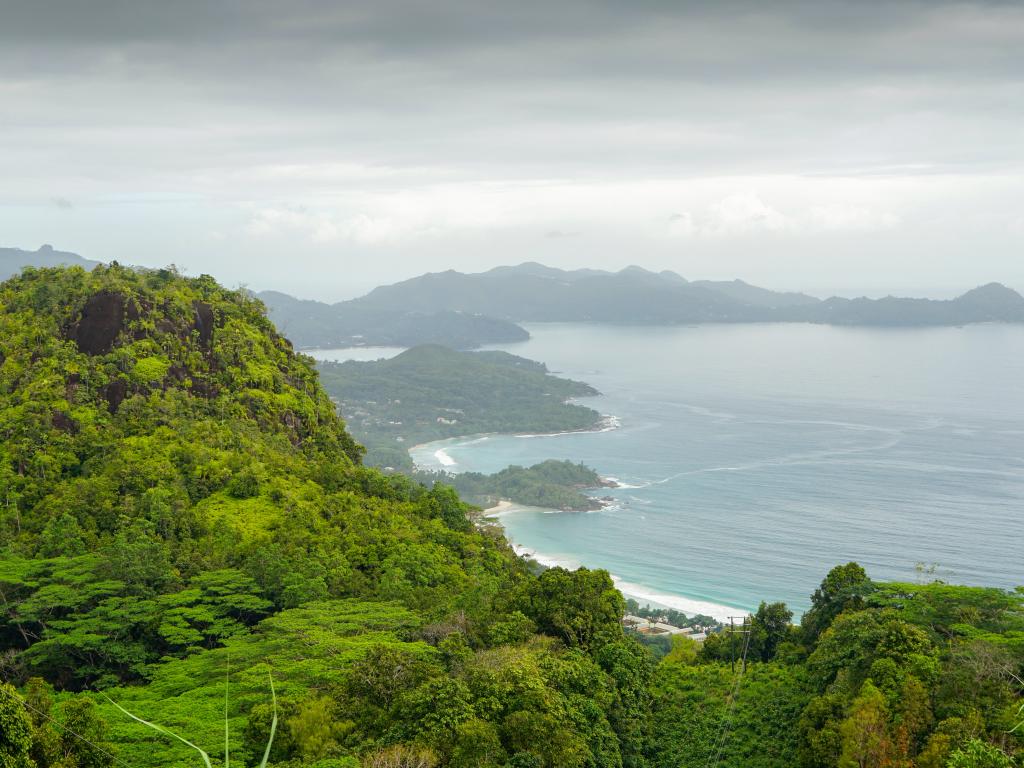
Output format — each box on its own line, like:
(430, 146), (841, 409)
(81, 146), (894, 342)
(224, 653), (230, 768)
(101, 693), (214, 768)
(258, 671), (278, 768)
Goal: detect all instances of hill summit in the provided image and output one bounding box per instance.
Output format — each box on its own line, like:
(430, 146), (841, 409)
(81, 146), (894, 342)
(0, 264), (657, 768)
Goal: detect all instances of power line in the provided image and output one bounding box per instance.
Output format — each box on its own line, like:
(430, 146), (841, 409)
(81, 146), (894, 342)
(706, 615), (753, 768)
(726, 615), (752, 674)
(0, 681), (135, 768)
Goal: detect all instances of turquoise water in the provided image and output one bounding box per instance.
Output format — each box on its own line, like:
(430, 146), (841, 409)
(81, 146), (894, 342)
(408, 323), (1024, 617)
(308, 346), (406, 362)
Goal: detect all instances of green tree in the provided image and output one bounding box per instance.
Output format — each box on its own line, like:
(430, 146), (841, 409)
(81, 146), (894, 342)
(946, 739), (1014, 768)
(101, 518), (176, 596)
(595, 639), (652, 767)
(0, 682), (34, 768)
(838, 682), (892, 768)
(55, 697), (114, 768)
(450, 718), (506, 768)
(286, 697), (344, 762)
(37, 514), (88, 557)
(425, 484), (471, 532)
(513, 567), (624, 651)
(242, 698), (298, 765)
(751, 601), (794, 662)
(663, 635), (699, 666)
(802, 562), (872, 642)
(798, 693), (846, 768)
(23, 677), (59, 768)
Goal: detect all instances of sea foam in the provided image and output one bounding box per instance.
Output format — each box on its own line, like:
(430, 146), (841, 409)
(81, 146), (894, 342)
(433, 448), (456, 467)
(499, 512), (742, 623)
(611, 577), (742, 623)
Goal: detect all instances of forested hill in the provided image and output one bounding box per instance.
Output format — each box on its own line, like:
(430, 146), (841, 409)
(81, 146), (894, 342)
(256, 289), (529, 349)
(1, 247), (530, 349)
(316, 344), (603, 469)
(0, 265), (648, 768)
(347, 263), (1024, 326)
(0, 245), (100, 281)
(1, 266), (1021, 768)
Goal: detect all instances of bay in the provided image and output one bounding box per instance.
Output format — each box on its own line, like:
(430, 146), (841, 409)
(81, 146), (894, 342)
(408, 322), (1024, 616)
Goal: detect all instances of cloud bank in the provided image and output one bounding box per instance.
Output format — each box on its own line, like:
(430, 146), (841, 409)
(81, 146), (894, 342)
(0, 0), (1022, 298)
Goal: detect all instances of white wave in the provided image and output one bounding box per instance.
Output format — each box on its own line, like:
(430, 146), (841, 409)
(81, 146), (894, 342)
(677, 403), (737, 421)
(497, 513), (743, 623)
(644, 434), (907, 487)
(603, 477), (644, 489)
(595, 414), (622, 432)
(515, 413), (621, 439)
(509, 542), (584, 571)
(612, 578), (744, 623)
(434, 448), (456, 467)
(498, 508), (741, 622)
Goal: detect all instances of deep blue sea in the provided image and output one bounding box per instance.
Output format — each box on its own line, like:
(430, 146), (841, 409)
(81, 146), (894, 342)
(315, 323), (1024, 618)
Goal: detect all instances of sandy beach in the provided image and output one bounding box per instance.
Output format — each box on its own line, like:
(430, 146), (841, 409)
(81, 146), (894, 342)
(482, 499), (516, 515)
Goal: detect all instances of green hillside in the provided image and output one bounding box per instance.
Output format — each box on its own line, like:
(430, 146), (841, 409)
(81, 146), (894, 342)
(256, 289), (530, 349)
(0, 265), (647, 768)
(317, 345), (603, 469)
(414, 460), (611, 511)
(347, 263), (1024, 326)
(1, 266), (1021, 768)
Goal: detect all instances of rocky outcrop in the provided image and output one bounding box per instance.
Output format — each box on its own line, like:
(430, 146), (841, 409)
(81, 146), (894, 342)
(69, 290), (125, 355)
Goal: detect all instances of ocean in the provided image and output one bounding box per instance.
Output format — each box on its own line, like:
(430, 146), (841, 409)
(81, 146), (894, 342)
(314, 323), (1024, 619)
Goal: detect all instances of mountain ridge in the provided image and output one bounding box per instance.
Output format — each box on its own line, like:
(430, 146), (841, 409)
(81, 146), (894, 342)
(0, 244), (101, 281)
(5, 248), (1023, 340)
(350, 261), (1024, 326)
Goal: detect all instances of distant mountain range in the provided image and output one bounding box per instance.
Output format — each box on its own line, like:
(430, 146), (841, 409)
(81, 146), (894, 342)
(348, 262), (1024, 327)
(0, 245), (100, 281)
(5, 248), (1024, 348)
(255, 290), (528, 349)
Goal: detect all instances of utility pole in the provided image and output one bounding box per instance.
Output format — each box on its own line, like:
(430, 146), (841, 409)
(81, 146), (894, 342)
(729, 616), (735, 673)
(726, 616), (752, 674)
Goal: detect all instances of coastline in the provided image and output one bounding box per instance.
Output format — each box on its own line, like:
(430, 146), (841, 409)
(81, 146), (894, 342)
(313, 338), (745, 621)
(408, 413), (621, 471)
(483, 500), (742, 623)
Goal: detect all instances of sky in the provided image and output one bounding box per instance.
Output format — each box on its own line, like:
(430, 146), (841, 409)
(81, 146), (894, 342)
(2, 0), (1023, 301)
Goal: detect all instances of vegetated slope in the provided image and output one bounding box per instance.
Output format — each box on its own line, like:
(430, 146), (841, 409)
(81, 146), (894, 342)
(420, 459), (612, 511)
(0, 265), (651, 768)
(648, 565), (1024, 768)
(779, 282), (1024, 325)
(346, 262), (1024, 326)
(0, 244), (100, 281)
(317, 344), (603, 468)
(349, 264), (758, 323)
(690, 278), (820, 309)
(2, 246), (530, 350)
(257, 289), (530, 349)
(1, 266), (1021, 768)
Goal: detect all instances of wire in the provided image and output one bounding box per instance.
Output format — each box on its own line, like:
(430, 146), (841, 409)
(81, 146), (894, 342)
(705, 619), (754, 768)
(0, 681), (135, 768)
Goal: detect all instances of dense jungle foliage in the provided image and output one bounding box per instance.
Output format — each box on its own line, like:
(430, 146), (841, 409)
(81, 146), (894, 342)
(414, 460), (610, 511)
(315, 345), (602, 470)
(1, 266), (1021, 768)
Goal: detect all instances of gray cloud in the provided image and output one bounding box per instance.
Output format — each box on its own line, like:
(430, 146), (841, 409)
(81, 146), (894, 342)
(0, 0), (1022, 299)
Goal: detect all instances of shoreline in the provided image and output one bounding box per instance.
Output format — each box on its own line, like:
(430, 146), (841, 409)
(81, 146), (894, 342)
(408, 413), (621, 460)
(483, 500), (742, 623)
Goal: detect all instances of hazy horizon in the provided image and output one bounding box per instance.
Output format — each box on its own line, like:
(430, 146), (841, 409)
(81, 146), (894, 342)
(5, 241), (1022, 304)
(3, 1), (1023, 301)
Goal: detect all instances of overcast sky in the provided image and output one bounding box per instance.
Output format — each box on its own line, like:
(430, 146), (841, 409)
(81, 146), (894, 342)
(2, 0), (1023, 300)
